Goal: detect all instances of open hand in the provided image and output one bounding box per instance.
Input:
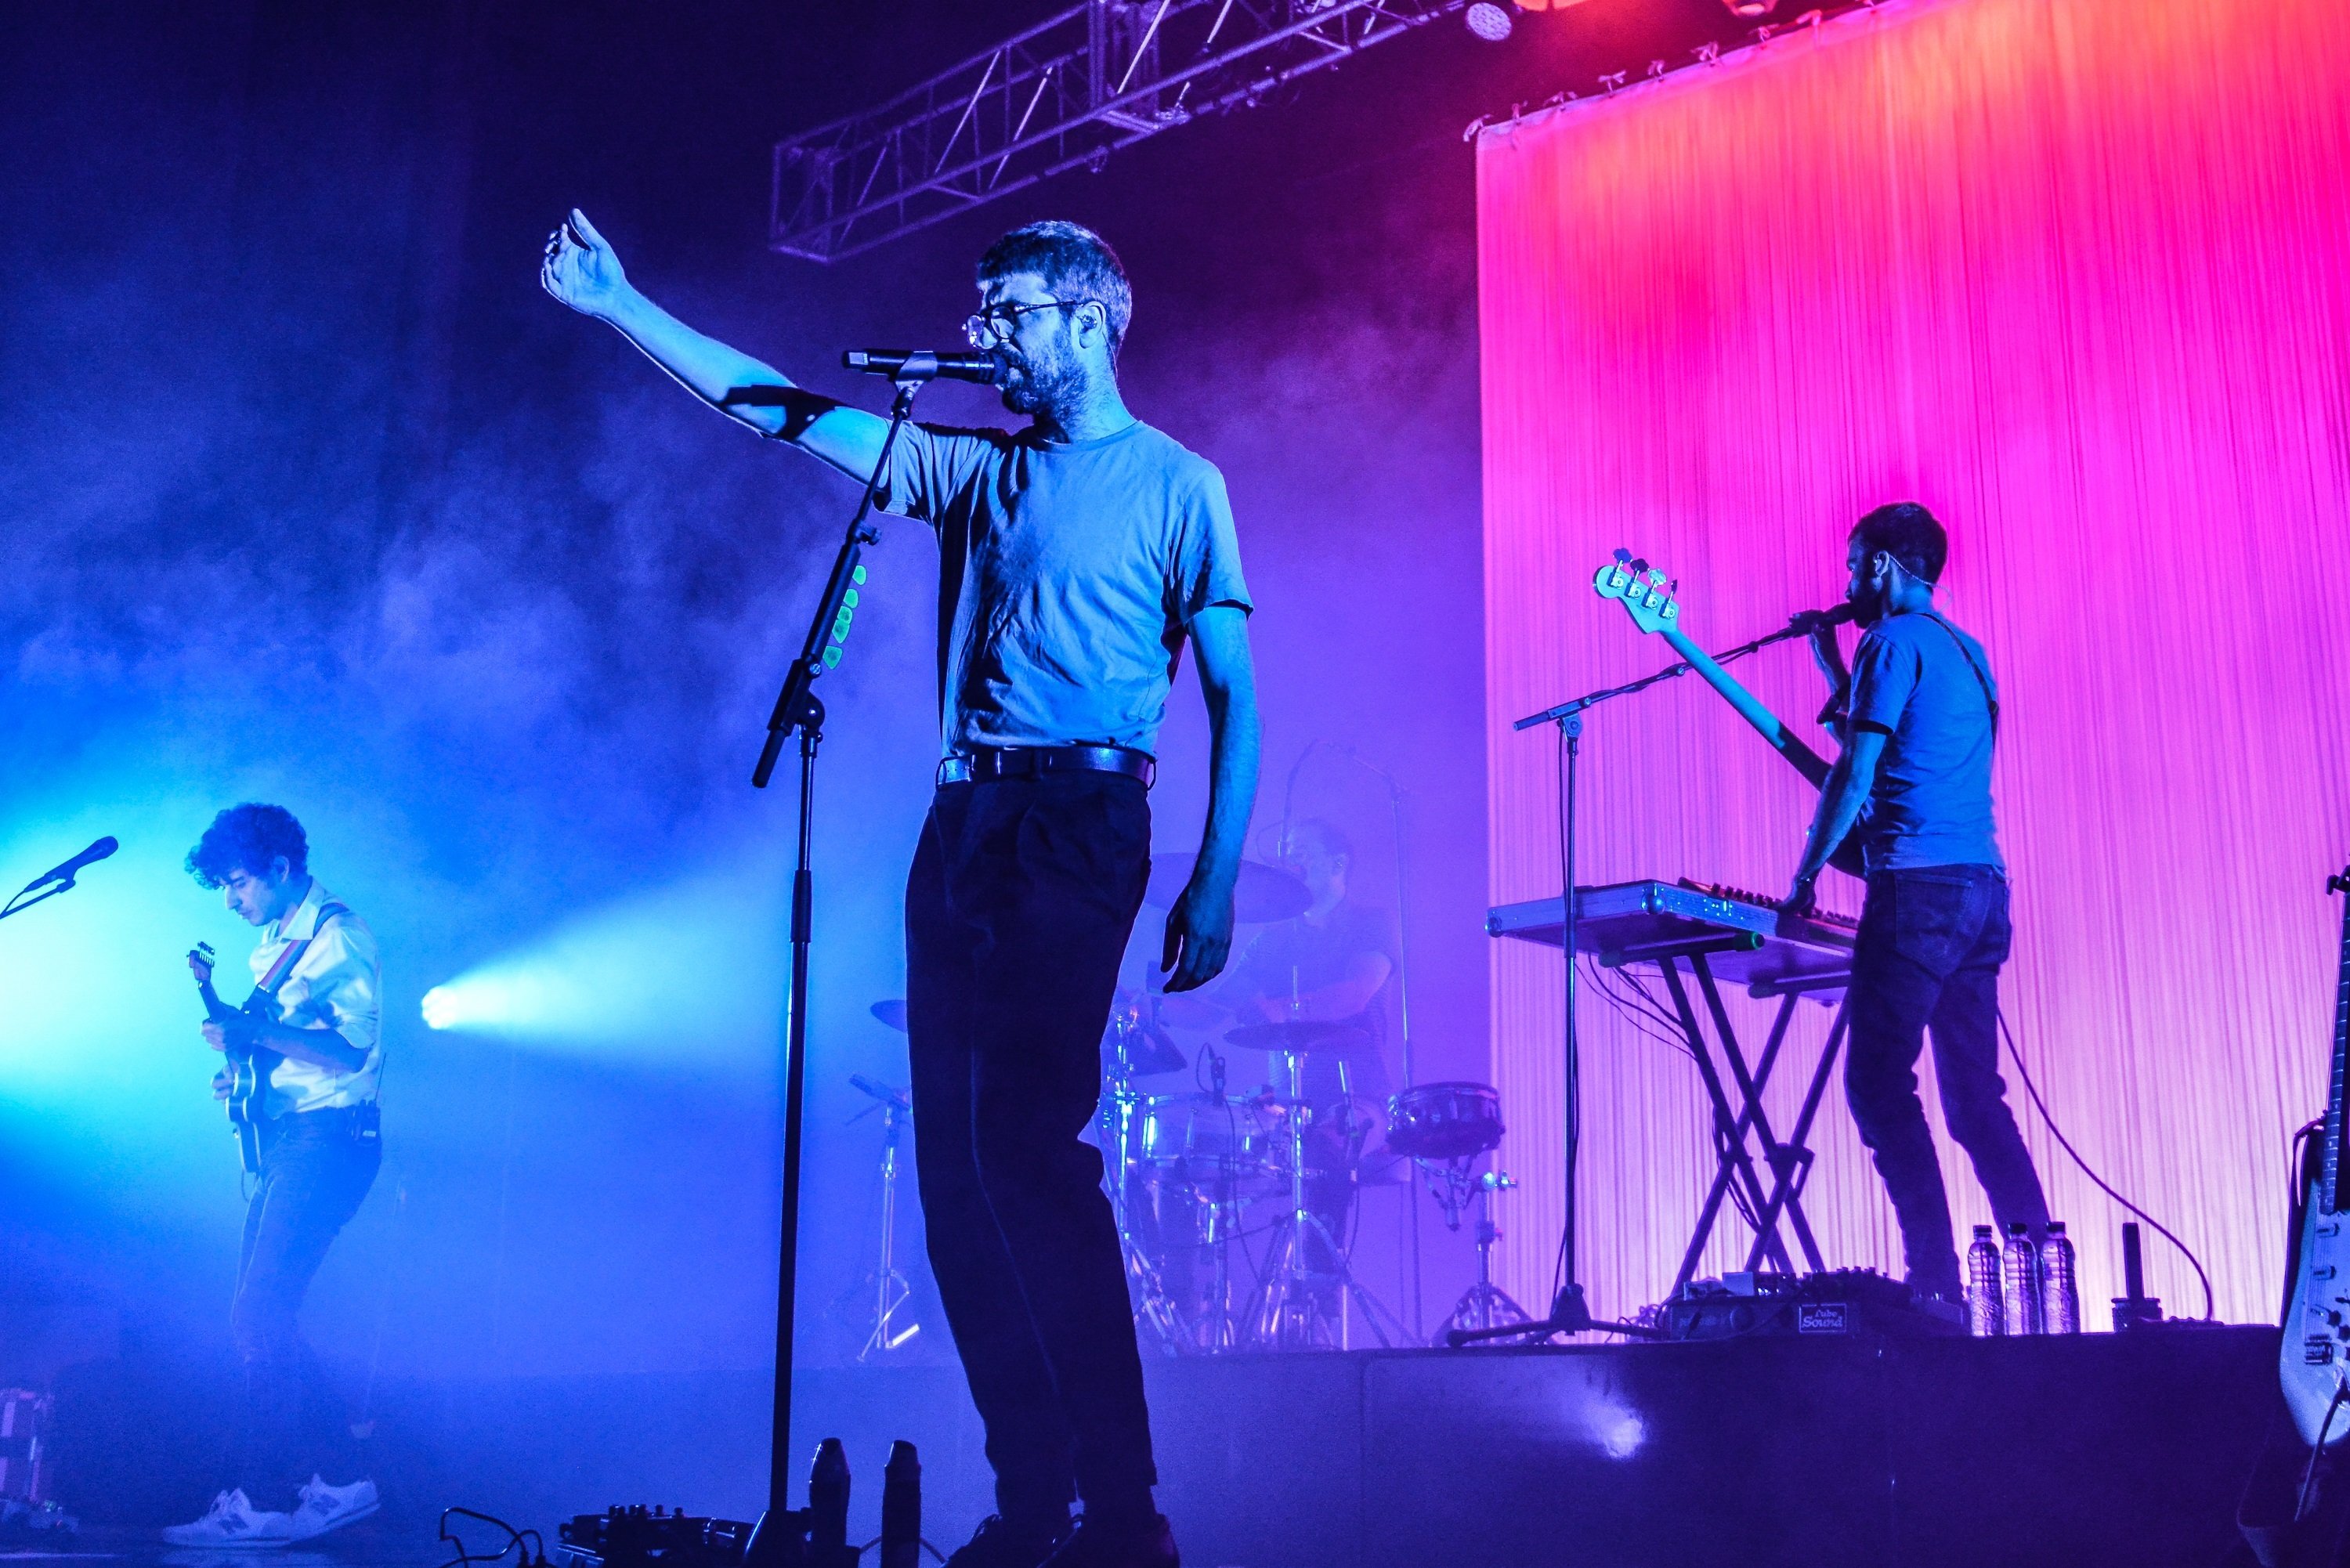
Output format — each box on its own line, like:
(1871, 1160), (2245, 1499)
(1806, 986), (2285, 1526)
(540, 208), (631, 319)
(1160, 875), (1236, 993)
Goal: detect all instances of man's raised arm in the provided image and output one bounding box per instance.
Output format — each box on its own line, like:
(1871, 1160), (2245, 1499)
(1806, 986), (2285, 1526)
(540, 208), (887, 481)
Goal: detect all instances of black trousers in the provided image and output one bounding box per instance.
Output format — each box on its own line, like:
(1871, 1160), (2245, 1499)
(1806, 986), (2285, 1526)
(230, 1105), (379, 1507)
(1844, 865), (2048, 1299)
(906, 772), (1157, 1524)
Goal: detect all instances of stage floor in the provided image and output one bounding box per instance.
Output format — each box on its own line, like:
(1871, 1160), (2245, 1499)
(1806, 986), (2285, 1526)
(32, 1324), (2280, 1568)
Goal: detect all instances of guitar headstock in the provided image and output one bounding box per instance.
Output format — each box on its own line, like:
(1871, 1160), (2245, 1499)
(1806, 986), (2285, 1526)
(1593, 548), (1682, 636)
(187, 941), (215, 983)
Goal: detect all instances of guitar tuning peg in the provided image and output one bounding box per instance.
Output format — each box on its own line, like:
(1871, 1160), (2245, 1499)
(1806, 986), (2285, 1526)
(1629, 557), (1649, 576)
(1667, 578), (1678, 592)
(1613, 547), (1632, 563)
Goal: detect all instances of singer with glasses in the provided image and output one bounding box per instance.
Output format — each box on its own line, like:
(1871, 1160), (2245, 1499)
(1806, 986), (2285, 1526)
(542, 211), (1257, 1568)
(1783, 503), (2050, 1305)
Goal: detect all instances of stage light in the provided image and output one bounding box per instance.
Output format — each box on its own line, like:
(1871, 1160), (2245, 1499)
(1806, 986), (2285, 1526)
(1466, 2), (1514, 42)
(1720, 0), (1777, 16)
(417, 861), (788, 1064)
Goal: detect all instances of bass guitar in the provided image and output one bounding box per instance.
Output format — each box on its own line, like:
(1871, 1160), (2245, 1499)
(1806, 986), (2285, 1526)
(1593, 551), (1864, 877)
(2281, 865), (2350, 1447)
(187, 941), (280, 1176)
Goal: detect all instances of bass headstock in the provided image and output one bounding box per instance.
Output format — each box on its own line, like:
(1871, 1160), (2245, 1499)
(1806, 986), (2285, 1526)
(1593, 547), (1682, 636)
(186, 941), (215, 984)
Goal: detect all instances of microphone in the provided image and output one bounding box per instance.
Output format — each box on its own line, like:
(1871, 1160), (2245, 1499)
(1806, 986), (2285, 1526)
(1788, 604), (1858, 634)
(21, 836), (118, 893)
(841, 349), (1007, 385)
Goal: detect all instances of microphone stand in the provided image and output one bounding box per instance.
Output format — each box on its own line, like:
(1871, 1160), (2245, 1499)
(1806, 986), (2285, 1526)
(0, 880), (79, 922)
(1451, 614), (1820, 1348)
(744, 372), (931, 1566)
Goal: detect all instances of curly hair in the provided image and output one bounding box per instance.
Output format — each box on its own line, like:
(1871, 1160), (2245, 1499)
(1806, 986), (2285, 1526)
(977, 220), (1133, 356)
(186, 803), (309, 889)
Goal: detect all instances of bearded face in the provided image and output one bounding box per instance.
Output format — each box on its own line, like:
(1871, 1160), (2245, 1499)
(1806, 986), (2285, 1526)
(996, 317), (1087, 417)
(1845, 539), (1891, 627)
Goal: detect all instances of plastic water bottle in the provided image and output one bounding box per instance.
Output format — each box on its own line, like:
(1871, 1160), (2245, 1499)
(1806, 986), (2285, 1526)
(2001, 1222), (2044, 1335)
(1965, 1224), (2005, 1336)
(2039, 1221), (2081, 1335)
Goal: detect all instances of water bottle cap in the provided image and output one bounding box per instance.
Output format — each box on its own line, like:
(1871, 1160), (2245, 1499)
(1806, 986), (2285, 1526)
(2005, 1222), (2029, 1234)
(2047, 1220), (2066, 1234)
(1972, 1224), (1994, 1237)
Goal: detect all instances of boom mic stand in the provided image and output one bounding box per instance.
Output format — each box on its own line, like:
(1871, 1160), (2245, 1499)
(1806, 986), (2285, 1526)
(1452, 613), (1821, 1348)
(742, 370), (932, 1566)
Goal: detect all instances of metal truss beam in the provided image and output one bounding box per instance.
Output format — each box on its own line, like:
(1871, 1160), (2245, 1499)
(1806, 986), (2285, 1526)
(771, 0), (1468, 262)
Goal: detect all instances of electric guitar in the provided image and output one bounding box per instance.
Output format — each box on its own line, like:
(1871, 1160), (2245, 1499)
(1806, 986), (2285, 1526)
(2281, 865), (2350, 1447)
(188, 942), (280, 1176)
(1593, 550), (1864, 877)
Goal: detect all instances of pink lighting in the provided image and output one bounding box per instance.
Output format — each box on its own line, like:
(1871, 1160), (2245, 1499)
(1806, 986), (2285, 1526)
(1477, 0), (2350, 1324)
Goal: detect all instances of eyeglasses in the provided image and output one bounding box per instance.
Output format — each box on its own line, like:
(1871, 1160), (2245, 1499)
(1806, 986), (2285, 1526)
(964, 298), (1090, 346)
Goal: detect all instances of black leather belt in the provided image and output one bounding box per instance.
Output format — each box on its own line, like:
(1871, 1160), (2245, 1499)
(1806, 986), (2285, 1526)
(937, 744), (1155, 789)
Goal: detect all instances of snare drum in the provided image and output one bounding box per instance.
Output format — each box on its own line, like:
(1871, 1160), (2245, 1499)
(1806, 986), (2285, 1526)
(1384, 1082), (1505, 1162)
(1137, 1093), (1277, 1189)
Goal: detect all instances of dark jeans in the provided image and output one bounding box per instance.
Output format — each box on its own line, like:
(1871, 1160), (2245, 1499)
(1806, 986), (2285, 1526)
(230, 1105), (379, 1508)
(1845, 865), (2048, 1300)
(906, 772), (1156, 1526)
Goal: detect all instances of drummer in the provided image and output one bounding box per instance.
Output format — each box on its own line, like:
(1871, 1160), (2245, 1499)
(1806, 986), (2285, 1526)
(1223, 818), (1397, 1068)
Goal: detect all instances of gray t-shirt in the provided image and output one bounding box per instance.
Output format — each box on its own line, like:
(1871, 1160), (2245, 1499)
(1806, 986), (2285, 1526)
(875, 419), (1252, 757)
(1846, 610), (2004, 874)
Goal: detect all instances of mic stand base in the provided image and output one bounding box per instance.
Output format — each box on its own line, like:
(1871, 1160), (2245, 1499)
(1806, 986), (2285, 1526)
(1444, 1283), (1666, 1346)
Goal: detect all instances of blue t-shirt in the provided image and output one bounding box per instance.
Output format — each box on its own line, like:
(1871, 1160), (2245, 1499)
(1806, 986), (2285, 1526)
(1846, 610), (2003, 875)
(874, 419), (1252, 758)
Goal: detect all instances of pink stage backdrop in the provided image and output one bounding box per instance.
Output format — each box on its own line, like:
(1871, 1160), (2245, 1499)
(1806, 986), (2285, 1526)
(1478, 0), (2350, 1324)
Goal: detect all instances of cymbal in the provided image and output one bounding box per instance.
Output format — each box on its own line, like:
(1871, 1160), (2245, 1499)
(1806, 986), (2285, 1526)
(1223, 1018), (1376, 1057)
(870, 999), (909, 1033)
(1144, 853), (1310, 923)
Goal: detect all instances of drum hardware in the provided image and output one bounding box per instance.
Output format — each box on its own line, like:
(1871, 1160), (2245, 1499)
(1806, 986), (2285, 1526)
(1243, 1042), (1410, 1351)
(1097, 1038), (1199, 1356)
(1381, 1082), (1528, 1342)
(1222, 1017), (1376, 1057)
(1433, 1170), (1530, 1342)
(838, 1075), (920, 1360)
(1102, 987), (1187, 1078)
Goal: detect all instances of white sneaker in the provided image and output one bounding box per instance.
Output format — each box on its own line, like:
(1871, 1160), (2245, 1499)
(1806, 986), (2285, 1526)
(161, 1490), (298, 1548)
(286, 1476), (379, 1542)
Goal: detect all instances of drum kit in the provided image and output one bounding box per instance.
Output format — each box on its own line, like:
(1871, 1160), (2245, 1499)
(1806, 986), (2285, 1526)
(849, 848), (1524, 1357)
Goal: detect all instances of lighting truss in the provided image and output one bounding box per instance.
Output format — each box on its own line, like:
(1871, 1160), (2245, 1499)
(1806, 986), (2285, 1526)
(770, 0), (1469, 261)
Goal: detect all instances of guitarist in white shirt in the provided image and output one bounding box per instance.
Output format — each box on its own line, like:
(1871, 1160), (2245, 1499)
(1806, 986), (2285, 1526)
(166, 804), (383, 1548)
(1784, 504), (2051, 1304)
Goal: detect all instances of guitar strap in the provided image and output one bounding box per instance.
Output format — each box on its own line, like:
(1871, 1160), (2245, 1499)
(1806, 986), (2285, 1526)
(250, 900), (353, 1005)
(1920, 612), (2000, 736)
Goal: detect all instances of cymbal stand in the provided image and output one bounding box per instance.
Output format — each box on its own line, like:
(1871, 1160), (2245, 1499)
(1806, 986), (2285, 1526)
(1437, 1169), (1530, 1342)
(1098, 1035), (1191, 1354)
(845, 1077), (919, 1360)
(1246, 1048), (1408, 1350)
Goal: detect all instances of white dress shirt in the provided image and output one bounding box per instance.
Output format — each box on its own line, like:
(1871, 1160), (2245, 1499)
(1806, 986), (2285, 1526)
(248, 878), (382, 1114)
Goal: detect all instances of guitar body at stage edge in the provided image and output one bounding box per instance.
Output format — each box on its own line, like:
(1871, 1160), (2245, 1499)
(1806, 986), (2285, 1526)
(2281, 867), (2350, 1447)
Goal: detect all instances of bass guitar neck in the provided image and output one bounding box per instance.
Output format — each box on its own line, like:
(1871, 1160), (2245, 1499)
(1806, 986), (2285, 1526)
(1653, 623), (1832, 789)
